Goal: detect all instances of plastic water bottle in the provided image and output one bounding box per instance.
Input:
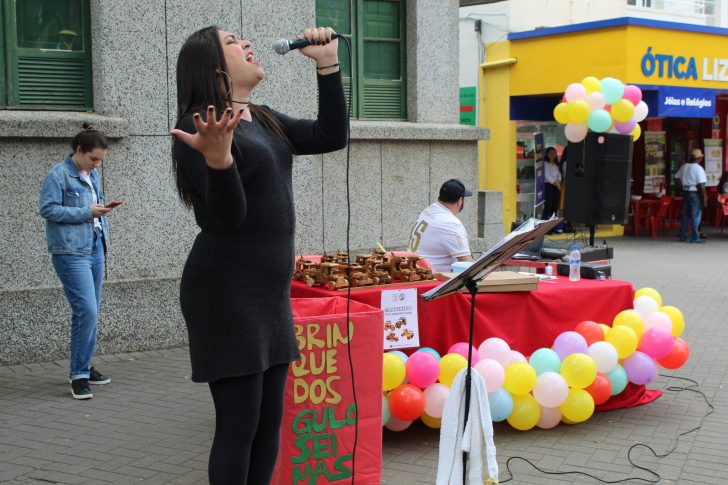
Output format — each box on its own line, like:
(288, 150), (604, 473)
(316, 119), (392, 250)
(569, 245), (581, 282)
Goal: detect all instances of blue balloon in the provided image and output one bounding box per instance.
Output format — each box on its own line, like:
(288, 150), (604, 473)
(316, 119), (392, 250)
(415, 347), (441, 361)
(382, 394), (391, 426)
(387, 350), (408, 364)
(528, 348), (562, 376)
(601, 77), (625, 105)
(487, 388), (514, 422)
(605, 363), (628, 395)
(587, 109), (612, 133)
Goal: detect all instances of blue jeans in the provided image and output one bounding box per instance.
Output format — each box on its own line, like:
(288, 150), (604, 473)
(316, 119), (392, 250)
(52, 228), (105, 380)
(680, 192), (702, 241)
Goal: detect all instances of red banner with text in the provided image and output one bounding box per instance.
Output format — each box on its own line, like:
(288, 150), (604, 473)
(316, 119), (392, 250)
(271, 297), (384, 485)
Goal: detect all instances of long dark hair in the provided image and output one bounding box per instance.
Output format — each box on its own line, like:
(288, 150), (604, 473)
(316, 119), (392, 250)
(172, 25), (295, 208)
(72, 122), (108, 153)
(545, 146), (558, 164)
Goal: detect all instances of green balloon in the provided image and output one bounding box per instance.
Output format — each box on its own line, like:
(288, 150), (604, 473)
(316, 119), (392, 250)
(605, 364), (628, 395)
(587, 109), (612, 133)
(382, 394), (391, 425)
(601, 78), (625, 105)
(529, 348), (562, 376)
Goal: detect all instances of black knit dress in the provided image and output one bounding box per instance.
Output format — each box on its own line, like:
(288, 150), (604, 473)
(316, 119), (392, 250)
(175, 72), (348, 383)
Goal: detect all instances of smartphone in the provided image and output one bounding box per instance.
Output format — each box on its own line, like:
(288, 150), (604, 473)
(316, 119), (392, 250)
(105, 201), (124, 209)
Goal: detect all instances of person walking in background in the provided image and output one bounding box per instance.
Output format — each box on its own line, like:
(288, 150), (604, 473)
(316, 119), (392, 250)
(170, 26), (347, 484)
(39, 124), (116, 400)
(675, 149), (708, 243)
(542, 146), (561, 225)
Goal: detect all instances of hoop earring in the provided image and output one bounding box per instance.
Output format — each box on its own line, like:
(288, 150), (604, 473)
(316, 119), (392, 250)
(219, 70), (233, 105)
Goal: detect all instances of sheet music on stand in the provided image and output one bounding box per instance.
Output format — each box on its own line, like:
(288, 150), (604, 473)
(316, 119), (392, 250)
(421, 217), (562, 303)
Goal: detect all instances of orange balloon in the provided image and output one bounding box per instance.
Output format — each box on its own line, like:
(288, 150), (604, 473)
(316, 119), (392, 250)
(584, 372), (612, 405)
(388, 384), (426, 421)
(575, 321), (605, 346)
(656, 338), (690, 369)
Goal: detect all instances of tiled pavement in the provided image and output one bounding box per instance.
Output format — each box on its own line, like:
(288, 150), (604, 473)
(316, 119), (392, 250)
(2, 227), (727, 484)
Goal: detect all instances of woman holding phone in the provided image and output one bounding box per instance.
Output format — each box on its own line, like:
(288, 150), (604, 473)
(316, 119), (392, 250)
(39, 123), (118, 400)
(171, 26), (347, 483)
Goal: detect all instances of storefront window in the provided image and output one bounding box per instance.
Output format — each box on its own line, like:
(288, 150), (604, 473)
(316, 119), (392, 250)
(516, 121), (566, 221)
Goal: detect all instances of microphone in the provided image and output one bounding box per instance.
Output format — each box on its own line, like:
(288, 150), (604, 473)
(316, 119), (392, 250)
(273, 33), (343, 55)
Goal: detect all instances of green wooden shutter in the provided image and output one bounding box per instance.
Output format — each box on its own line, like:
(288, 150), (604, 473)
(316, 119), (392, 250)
(317, 0), (357, 118)
(5, 0), (93, 110)
(361, 0), (405, 120)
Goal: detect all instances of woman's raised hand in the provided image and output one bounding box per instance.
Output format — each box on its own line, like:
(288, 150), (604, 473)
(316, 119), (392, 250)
(171, 106), (245, 170)
(298, 27), (339, 70)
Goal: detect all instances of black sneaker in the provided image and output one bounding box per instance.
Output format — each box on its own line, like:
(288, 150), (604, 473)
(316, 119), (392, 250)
(89, 367), (110, 385)
(71, 379), (93, 400)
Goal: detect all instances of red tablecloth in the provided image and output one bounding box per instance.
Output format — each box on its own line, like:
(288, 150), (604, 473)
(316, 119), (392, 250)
(291, 273), (662, 411)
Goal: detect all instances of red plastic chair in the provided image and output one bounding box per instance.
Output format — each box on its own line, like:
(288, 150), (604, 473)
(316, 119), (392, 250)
(647, 197), (673, 238)
(669, 197), (682, 231)
(718, 195), (728, 235)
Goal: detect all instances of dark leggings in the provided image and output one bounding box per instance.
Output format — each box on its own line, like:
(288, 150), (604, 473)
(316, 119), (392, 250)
(208, 363), (289, 485)
(543, 183), (560, 220)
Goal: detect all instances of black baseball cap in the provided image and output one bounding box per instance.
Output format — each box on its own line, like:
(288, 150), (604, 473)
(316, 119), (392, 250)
(439, 179), (473, 202)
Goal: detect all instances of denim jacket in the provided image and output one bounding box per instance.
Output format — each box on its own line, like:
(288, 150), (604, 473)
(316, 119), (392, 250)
(39, 155), (110, 256)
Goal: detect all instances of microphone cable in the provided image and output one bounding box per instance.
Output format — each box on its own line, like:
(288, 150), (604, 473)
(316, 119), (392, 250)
(498, 374), (715, 484)
(337, 35), (359, 485)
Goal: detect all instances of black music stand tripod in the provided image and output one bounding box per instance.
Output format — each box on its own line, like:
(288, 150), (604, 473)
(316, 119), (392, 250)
(421, 217), (561, 484)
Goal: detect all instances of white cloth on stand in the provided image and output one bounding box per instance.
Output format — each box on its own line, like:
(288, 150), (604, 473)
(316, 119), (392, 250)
(436, 367), (499, 485)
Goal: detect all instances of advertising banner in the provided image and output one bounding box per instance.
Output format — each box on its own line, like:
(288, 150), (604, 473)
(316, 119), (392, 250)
(644, 131), (667, 194)
(272, 298), (383, 485)
(534, 132), (545, 208)
(381, 288), (419, 350)
(704, 139), (723, 187)
(459, 87), (476, 126)
(657, 86), (716, 118)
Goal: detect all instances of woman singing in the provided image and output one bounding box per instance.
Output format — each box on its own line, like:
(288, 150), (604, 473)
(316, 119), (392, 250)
(170, 26), (347, 484)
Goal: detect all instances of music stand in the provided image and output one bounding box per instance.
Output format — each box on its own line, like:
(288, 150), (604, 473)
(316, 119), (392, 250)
(422, 217), (561, 484)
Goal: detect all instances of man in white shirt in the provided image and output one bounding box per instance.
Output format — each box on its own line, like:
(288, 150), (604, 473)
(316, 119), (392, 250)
(675, 149), (708, 243)
(408, 179), (475, 273)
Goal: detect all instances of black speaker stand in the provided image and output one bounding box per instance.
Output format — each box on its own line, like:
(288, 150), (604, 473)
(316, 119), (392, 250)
(461, 279), (479, 484)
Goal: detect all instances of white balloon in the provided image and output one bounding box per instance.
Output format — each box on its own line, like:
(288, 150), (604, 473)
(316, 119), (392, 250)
(634, 101), (649, 122)
(588, 341), (619, 374)
(478, 338), (511, 368)
(384, 415), (413, 432)
(565, 122), (588, 143)
(643, 312), (673, 333)
(533, 372), (569, 408)
(586, 92), (606, 111)
(510, 350), (527, 364)
(634, 295), (659, 314)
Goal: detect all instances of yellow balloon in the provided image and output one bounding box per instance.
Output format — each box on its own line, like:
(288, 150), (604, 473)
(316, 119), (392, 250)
(438, 353), (468, 388)
(383, 354), (406, 391)
(503, 362), (537, 395)
(611, 99), (635, 122)
(560, 353), (597, 389)
(507, 393), (541, 431)
(581, 76), (602, 95)
(606, 325), (638, 359)
(567, 100), (591, 123)
(553, 102), (571, 124)
(635, 287), (662, 307)
(560, 389), (594, 423)
(561, 415), (577, 425)
(598, 323), (611, 338)
(629, 123), (642, 141)
(421, 411), (442, 429)
(612, 310), (645, 339)
(659, 306), (685, 337)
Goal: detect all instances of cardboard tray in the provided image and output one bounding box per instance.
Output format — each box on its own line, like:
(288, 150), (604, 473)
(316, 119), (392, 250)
(440, 271), (540, 293)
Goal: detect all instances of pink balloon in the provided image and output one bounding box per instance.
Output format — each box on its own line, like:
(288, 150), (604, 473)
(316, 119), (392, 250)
(644, 312), (673, 333)
(637, 327), (675, 359)
(622, 85), (643, 105)
(478, 338), (511, 368)
(536, 405), (562, 429)
(510, 350), (527, 364)
(604, 104), (612, 113)
(405, 351), (441, 388)
(384, 414), (413, 432)
(448, 342), (480, 366)
(614, 118), (636, 134)
(565, 83), (587, 102)
(533, 372), (569, 408)
(423, 383), (450, 418)
(586, 92), (606, 111)
(474, 358), (505, 392)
